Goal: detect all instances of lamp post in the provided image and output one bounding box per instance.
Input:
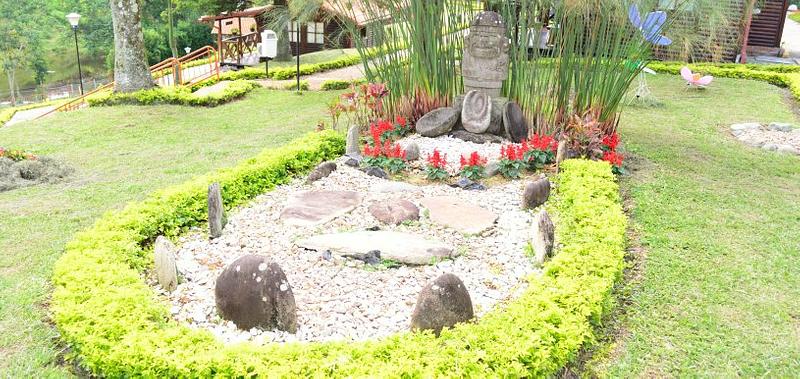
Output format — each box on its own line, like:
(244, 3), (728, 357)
(184, 47), (191, 55)
(66, 12), (84, 95)
(296, 21), (301, 92)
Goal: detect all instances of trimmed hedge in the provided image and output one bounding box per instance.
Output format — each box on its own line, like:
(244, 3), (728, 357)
(321, 79), (368, 91)
(86, 80), (260, 107)
(283, 80), (310, 91)
(51, 138), (626, 377)
(649, 61), (800, 102)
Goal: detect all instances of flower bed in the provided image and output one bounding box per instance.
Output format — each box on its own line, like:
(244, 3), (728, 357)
(51, 128), (625, 376)
(86, 80), (259, 107)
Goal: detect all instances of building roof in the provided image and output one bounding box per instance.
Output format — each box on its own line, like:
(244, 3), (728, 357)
(199, 1), (389, 28)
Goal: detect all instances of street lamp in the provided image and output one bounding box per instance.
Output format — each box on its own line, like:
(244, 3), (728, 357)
(66, 12), (84, 95)
(184, 46), (191, 55)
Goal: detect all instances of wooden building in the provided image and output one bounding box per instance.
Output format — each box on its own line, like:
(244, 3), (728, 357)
(199, 1), (390, 66)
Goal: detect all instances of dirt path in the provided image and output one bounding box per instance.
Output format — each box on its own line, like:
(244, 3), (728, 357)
(256, 63), (366, 91)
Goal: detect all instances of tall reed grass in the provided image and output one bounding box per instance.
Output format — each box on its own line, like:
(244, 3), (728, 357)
(336, 0), (678, 135)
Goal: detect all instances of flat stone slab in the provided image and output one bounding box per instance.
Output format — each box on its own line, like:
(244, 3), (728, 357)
(280, 190), (362, 226)
(297, 231), (454, 265)
(419, 196), (498, 234)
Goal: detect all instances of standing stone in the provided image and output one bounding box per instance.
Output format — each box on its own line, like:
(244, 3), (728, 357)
(530, 210), (555, 266)
(503, 101), (529, 143)
(410, 273), (474, 336)
(522, 177), (551, 210)
(416, 107), (459, 137)
(369, 199), (420, 225)
(154, 236), (178, 292)
(346, 125), (361, 156)
(454, 95), (507, 135)
(555, 140), (568, 172)
(404, 142), (420, 161)
(461, 90), (492, 134)
(306, 161), (337, 184)
(461, 11), (510, 98)
(215, 255), (297, 332)
(208, 182), (226, 239)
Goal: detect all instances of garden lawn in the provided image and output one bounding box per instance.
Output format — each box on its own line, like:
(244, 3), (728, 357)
(598, 75), (800, 375)
(0, 89), (337, 377)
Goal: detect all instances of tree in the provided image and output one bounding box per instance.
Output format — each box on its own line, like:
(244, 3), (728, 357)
(0, 0), (46, 105)
(109, 0), (154, 92)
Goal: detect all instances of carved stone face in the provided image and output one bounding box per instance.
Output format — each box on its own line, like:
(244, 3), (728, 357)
(466, 29), (507, 59)
(462, 11), (510, 97)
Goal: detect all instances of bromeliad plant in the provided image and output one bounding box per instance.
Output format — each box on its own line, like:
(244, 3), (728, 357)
(425, 149), (449, 181)
(459, 152), (487, 181)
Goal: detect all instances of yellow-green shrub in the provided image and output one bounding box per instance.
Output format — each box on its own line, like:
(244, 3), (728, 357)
(648, 61), (800, 94)
(51, 147), (626, 377)
(86, 80), (259, 107)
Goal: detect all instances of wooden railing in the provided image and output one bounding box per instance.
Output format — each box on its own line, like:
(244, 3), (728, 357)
(220, 32), (260, 65)
(36, 46), (220, 119)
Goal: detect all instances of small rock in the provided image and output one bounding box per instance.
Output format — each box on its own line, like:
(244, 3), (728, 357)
(522, 177), (550, 210)
(416, 107), (459, 137)
(449, 130), (506, 144)
(297, 231), (454, 265)
(346, 126), (361, 156)
(530, 210), (555, 266)
(306, 161), (337, 184)
(485, 161), (500, 177)
(364, 166), (389, 179)
(208, 183), (226, 239)
(450, 178), (486, 191)
(369, 199), (420, 225)
(461, 90), (492, 134)
(404, 142), (420, 161)
(215, 255), (297, 332)
(410, 273), (474, 336)
(730, 122), (761, 134)
(763, 143), (779, 151)
(154, 236), (179, 292)
(344, 155), (362, 168)
(767, 122), (793, 132)
(342, 250), (382, 265)
(776, 144), (800, 155)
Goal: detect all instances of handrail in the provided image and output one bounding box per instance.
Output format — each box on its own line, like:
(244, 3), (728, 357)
(34, 46), (221, 120)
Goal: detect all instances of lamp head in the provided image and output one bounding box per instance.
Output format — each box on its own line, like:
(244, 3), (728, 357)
(66, 12), (81, 28)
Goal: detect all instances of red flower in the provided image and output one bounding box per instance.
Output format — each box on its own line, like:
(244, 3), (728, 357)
(460, 151), (487, 168)
(500, 144), (526, 161)
(602, 133), (620, 151)
(395, 115), (407, 127)
(427, 149), (448, 169)
(529, 134), (558, 152)
(602, 151), (624, 167)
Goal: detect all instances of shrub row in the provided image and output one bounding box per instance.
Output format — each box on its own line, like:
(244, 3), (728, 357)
(86, 80), (260, 107)
(321, 78), (368, 91)
(51, 140), (626, 377)
(649, 61), (800, 101)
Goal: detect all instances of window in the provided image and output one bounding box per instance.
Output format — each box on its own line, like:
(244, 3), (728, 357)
(307, 22), (325, 44)
(288, 21), (299, 42)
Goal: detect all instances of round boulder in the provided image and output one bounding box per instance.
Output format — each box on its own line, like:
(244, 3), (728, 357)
(410, 273), (474, 335)
(369, 199), (420, 225)
(416, 107), (459, 137)
(215, 255), (297, 332)
(461, 90), (492, 134)
(522, 177), (551, 210)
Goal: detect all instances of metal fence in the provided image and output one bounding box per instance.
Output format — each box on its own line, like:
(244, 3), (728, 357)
(0, 77), (111, 106)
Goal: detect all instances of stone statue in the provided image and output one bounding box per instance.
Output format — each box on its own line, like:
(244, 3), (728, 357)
(462, 11), (510, 98)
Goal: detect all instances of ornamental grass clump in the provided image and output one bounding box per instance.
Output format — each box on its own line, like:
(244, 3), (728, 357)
(425, 149), (448, 181)
(459, 152), (487, 181)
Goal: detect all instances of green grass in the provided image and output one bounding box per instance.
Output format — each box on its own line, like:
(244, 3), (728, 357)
(0, 89), (338, 377)
(595, 75), (800, 375)
(789, 12), (800, 24)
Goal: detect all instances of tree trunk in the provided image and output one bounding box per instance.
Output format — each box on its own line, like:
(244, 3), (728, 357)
(275, 25), (292, 61)
(109, 0), (154, 92)
(6, 69), (16, 106)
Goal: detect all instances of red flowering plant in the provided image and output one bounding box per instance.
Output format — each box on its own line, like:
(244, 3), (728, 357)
(497, 144), (528, 179)
(600, 132), (625, 174)
(362, 122), (407, 174)
(330, 82), (390, 130)
(425, 149), (449, 181)
(523, 134), (559, 169)
(459, 151), (487, 181)
(0, 147), (36, 162)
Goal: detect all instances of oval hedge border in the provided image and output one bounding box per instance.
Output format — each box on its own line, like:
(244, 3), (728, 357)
(51, 130), (626, 377)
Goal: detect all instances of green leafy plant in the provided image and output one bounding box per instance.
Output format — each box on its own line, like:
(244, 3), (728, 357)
(425, 149), (449, 181)
(522, 134), (559, 169)
(497, 145), (527, 179)
(87, 80), (259, 107)
(283, 80), (309, 91)
(459, 151), (487, 181)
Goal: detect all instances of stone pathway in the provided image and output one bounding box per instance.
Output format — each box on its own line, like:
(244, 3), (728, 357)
(5, 106), (57, 126)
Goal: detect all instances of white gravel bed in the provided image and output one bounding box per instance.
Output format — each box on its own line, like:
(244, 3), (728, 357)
(731, 123), (800, 155)
(155, 142), (545, 345)
(399, 135), (505, 173)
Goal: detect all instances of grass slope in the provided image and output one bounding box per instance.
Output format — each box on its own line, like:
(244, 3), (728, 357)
(0, 89), (337, 377)
(599, 76), (800, 375)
